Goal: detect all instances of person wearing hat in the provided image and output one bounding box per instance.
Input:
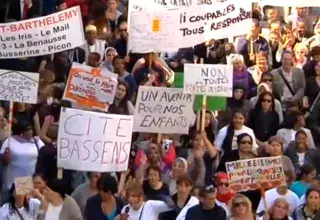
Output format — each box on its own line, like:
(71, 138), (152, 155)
(84, 24), (107, 64)
(0, 120), (44, 203)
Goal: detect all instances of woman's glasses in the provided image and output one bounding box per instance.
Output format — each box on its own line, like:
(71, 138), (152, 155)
(240, 141), (252, 145)
(218, 182), (229, 187)
(234, 201), (247, 207)
(262, 99), (272, 103)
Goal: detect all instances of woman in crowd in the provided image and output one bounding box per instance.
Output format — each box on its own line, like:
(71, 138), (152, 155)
(140, 165), (170, 201)
(266, 136), (295, 177)
(0, 184), (47, 220)
(71, 172), (101, 217)
(227, 54), (257, 98)
(215, 110), (258, 160)
(303, 60), (320, 109)
(259, 72), (282, 101)
(0, 121), (44, 202)
(187, 131), (217, 186)
(228, 194), (255, 220)
(226, 85), (253, 117)
(85, 174), (123, 220)
(281, 24), (296, 50)
(164, 157), (188, 196)
(277, 110), (316, 150)
(285, 130), (317, 173)
(161, 175), (199, 220)
(108, 81), (135, 115)
(250, 82), (283, 122)
(293, 43), (308, 68)
(293, 188), (320, 219)
(248, 91), (279, 145)
(215, 172), (235, 210)
(33, 173), (47, 194)
(260, 198), (293, 220)
(105, 0), (124, 32)
(247, 52), (272, 85)
(100, 47), (118, 72)
(290, 164), (317, 198)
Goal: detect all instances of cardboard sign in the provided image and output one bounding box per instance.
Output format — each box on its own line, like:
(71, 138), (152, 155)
(226, 156), (286, 192)
(63, 63), (118, 112)
(184, 64), (233, 97)
(128, 0), (252, 53)
(14, 176), (33, 195)
(0, 70), (39, 103)
(133, 86), (194, 134)
(0, 7), (85, 59)
(58, 108), (134, 172)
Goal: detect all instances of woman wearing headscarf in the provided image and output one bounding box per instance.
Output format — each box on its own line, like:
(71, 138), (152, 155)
(100, 47), (118, 72)
(164, 157), (188, 196)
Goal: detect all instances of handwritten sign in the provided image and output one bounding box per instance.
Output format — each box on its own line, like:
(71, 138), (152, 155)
(128, 0), (252, 53)
(184, 64), (233, 97)
(226, 157), (286, 192)
(0, 70), (39, 103)
(58, 108), (134, 172)
(14, 176), (33, 195)
(63, 63), (118, 112)
(0, 7), (85, 59)
(133, 87), (194, 134)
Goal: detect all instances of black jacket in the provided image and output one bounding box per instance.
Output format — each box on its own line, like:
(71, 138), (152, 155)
(5, 0), (42, 21)
(194, 41), (226, 64)
(185, 204), (226, 220)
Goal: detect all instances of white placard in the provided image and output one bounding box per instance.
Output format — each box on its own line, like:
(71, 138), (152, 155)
(0, 7), (85, 59)
(14, 176), (33, 195)
(58, 108), (134, 172)
(133, 87), (194, 134)
(128, 0), (252, 53)
(184, 64), (233, 97)
(0, 70), (39, 103)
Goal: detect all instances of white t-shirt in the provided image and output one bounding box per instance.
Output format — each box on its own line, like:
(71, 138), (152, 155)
(0, 136), (44, 190)
(256, 188), (299, 215)
(121, 200), (171, 220)
(297, 152), (305, 166)
(45, 203), (63, 220)
(0, 198), (41, 220)
(214, 125), (258, 152)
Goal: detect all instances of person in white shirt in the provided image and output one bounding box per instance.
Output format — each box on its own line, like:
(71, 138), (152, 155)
(259, 198), (293, 220)
(84, 25), (107, 64)
(256, 172), (299, 215)
(116, 181), (172, 220)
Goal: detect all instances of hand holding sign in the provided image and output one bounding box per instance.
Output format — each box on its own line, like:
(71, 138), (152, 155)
(14, 176), (33, 195)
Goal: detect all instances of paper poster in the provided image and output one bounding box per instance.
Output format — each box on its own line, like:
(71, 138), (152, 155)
(63, 62), (118, 112)
(184, 64), (233, 97)
(0, 7), (85, 59)
(58, 108), (134, 172)
(133, 86), (195, 134)
(128, 0), (252, 52)
(226, 156), (286, 192)
(0, 70), (39, 103)
(14, 176), (33, 195)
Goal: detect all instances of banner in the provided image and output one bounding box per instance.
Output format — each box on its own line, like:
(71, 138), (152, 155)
(184, 64), (233, 97)
(0, 6), (85, 59)
(134, 86), (194, 134)
(58, 108), (134, 172)
(63, 63), (118, 112)
(128, 0), (252, 52)
(255, 0), (320, 6)
(0, 70), (39, 103)
(226, 156), (286, 192)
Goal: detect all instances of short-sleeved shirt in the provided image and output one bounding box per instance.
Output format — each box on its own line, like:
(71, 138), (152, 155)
(0, 198), (41, 220)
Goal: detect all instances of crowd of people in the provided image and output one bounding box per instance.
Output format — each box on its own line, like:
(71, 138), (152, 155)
(0, 0), (320, 219)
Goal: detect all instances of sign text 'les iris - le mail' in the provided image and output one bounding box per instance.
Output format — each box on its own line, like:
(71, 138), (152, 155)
(184, 64), (233, 97)
(58, 108), (134, 172)
(128, 0), (252, 53)
(0, 70), (39, 104)
(0, 6), (85, 59)
(133, 87), (194, 134)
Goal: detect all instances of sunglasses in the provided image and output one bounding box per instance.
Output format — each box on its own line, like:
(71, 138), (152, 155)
(262, 79), (272, 82)
(218, 182), (229, 187)
(234, 201), (247, 207)
(262, 99), (272, 103)
(240, 141), (252, 145)
(120, 29), (127, 32)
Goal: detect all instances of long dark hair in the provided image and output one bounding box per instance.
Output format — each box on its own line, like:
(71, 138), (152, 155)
(189, 110), (215, 144)
(8, 184), (29, 214)
(108, 80), (130, 115)
(221, 109), (246, 154)
(297, 164), (316, 181)
(255, 91), (275, 112)
(280, 110), (303, 129)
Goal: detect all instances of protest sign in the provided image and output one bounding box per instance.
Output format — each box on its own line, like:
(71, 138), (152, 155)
(14, 176), (33, 195)
(134, 86), (194, 134)
(226, 156), (286, 192)
(0, 7), (85, 59)
(58, 108), (134, 172)
(128, 0), (252, 53)
(63, 63), (118, 112)
(0, 70), (39, 103)
(184, 64), (233, 97)
(255, 0), (320, 7)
